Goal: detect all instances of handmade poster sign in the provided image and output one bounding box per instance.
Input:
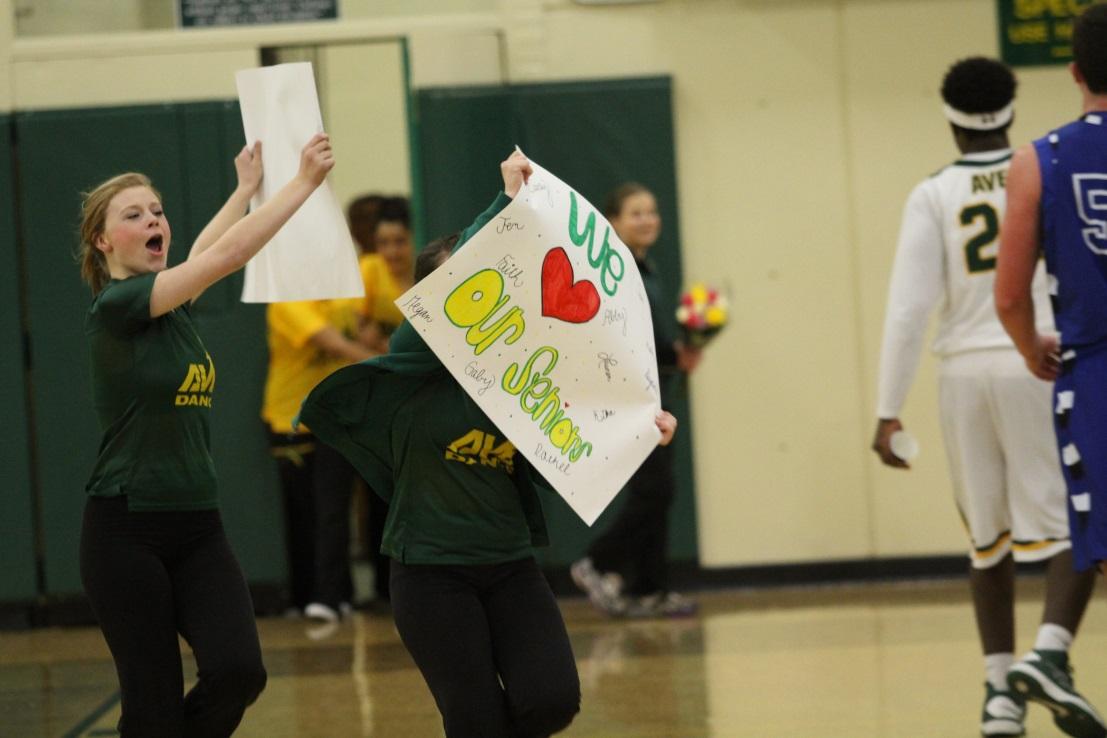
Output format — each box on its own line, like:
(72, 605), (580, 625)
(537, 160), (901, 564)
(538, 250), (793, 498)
(394, 158), (661, 525)
(235, 62), (364, 302)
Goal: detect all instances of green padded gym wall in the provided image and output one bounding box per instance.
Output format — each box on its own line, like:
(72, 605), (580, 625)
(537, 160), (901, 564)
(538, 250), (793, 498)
(15, 102), (284, 597)
(0, 115), (38, 603)
(413, 76), (699, 567)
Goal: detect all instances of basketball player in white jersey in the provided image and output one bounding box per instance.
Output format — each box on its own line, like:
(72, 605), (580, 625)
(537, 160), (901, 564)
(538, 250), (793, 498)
(872, 57), (1101, 738)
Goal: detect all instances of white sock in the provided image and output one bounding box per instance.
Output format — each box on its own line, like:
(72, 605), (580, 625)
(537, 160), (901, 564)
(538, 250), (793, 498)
(1035, 623), (1074, 652)
(985, 653), (1014, 692)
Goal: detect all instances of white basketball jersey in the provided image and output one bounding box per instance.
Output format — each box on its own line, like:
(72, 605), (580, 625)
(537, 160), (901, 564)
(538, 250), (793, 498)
(875, 149), (1053, 418)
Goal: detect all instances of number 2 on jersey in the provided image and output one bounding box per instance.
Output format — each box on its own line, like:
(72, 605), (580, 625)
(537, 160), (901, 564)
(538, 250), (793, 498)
(961, 203), (999, 274)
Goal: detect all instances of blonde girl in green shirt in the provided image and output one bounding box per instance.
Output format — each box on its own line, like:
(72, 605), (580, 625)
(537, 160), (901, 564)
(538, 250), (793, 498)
(77, 134), (333, 737)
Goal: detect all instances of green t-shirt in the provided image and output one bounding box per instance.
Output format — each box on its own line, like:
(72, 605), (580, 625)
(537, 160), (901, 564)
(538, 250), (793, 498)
(299, 191), (551, 565)
(84, 273), (218, 510)
(384, 372), (533, 564)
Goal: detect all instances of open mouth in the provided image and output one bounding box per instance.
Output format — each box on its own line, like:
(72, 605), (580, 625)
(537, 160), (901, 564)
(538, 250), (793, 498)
(146, 235), (164, 254)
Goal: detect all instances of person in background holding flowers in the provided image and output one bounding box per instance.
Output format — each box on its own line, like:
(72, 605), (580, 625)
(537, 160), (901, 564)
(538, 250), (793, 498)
(571, 181), (705, 618)
(676, 283), (728, 350)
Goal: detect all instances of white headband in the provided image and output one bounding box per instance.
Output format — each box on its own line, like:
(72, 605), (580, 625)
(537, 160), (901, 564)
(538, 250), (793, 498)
(943, 102), (1014, 130)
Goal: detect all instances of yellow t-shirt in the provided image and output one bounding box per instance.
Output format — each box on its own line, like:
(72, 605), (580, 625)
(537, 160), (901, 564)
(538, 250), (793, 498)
(359, 253), (407, 329)
(262, 298), (363, 433)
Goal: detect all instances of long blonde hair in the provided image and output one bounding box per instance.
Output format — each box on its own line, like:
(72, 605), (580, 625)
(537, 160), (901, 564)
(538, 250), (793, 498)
(78, 173), (160, 295)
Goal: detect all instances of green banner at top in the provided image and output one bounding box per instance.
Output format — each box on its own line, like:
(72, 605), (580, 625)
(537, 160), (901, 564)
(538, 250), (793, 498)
(997, 0), (1103, 66)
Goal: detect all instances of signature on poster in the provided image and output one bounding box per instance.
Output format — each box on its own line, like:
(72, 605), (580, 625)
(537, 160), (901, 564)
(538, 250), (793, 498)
(528, 180), (555, 208)
(465, 361), (496, 396)
(495, 254), (526, 288)
(402, 294), (433, 323)
(601, 307), (628, 337)
(535, 443), (572, 475)
(597, 352), (618, 381)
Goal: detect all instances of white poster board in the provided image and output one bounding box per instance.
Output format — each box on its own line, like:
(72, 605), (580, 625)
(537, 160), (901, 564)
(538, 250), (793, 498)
(394, 159), (661, 525)
(235, 62), (364, 302)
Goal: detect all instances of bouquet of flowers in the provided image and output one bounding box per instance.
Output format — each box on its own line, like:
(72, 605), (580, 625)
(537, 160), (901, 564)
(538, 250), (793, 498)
(675, 283), (728, 348)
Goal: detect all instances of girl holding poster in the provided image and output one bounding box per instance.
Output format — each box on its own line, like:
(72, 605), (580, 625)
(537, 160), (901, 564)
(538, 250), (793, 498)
(77, 133), (334, 737)
(300, 151), (677, 737)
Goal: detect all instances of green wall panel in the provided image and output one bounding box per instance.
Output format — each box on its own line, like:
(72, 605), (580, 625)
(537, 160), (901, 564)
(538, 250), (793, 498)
(186, 103), (285, 582)
(15, 102), (283, 596)
(0, 115), (38, 601)
(414, 77), (698, 566)
(413, 86), (514, 241)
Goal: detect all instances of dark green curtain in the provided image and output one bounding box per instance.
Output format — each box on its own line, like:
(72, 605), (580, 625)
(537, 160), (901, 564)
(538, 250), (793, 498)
(0, 115), (38, 602)
(14, 102), (284, 596)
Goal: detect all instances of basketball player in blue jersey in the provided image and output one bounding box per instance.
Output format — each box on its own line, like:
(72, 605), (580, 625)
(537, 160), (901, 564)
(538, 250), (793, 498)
(996, 6), (1107, 738)
(876, 56), (1101, 738)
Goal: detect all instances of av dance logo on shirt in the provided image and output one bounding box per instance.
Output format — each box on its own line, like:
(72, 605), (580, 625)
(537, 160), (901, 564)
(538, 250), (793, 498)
(445, 429), (516, 473)
(175, 355), (215, 408)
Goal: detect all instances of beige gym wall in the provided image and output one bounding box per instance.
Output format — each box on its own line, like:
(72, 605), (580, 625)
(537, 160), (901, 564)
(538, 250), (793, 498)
(0, 0), (1082, 567)
(517, 0), (1078, 566)
(0, 0), (12, 112)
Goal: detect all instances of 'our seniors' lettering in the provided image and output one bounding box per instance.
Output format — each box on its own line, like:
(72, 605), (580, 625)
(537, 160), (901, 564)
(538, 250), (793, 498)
(502, 347), (592, 462)
(443, 269), (593, 463)
(443, 269), (525, 355)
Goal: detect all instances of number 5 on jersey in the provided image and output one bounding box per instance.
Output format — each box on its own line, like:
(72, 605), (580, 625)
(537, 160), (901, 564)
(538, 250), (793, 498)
(1074, 174), (1107, 255)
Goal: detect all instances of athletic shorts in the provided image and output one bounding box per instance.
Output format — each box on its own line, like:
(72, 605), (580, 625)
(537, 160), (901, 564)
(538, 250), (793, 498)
(1053, 343), (1107, 571)
(938, 349), (1070, 569)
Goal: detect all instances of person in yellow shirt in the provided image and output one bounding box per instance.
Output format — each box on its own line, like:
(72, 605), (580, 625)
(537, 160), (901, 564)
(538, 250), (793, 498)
(357, 196), (412, 349)
(262, 297), (376, 621)
(355, 196), (414, 603)
(346, 193), (384, 255)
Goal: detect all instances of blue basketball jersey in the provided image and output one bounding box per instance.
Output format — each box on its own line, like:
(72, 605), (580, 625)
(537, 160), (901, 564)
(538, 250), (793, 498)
(1035, 113), (1107, 351)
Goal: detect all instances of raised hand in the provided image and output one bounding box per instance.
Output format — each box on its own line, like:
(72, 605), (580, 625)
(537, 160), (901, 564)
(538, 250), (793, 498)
(656, 410), (678, 446)
(500, 149), (533, 199)
(299, 133), (335, 187)
(234, 141), (263, 196)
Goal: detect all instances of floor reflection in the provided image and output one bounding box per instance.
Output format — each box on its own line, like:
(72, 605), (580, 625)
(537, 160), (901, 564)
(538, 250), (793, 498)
(4, 577), (1107, 737)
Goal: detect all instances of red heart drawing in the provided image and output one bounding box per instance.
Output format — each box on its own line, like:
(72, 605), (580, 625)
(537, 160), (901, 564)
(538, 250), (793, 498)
(541, 247), (601, 324)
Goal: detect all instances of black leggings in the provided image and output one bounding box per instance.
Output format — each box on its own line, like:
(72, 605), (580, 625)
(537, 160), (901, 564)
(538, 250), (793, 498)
(79, 496), (267, 738)
(269, 429), (318, 609)
(391, 557), (580, 738)
(587, 443), (675, 595)
(311, 441), (357, 608)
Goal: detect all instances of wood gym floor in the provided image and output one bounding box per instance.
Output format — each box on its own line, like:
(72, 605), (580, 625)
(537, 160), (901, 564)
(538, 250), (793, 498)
(4, 576), (1107, 737)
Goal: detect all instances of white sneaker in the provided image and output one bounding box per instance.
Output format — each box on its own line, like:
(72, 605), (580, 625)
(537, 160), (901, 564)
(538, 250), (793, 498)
(304, 602), (339, 623)
(625, 591), (698, 619)
(570, 558), (627, 616)
(981, 682), (1025, 737)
